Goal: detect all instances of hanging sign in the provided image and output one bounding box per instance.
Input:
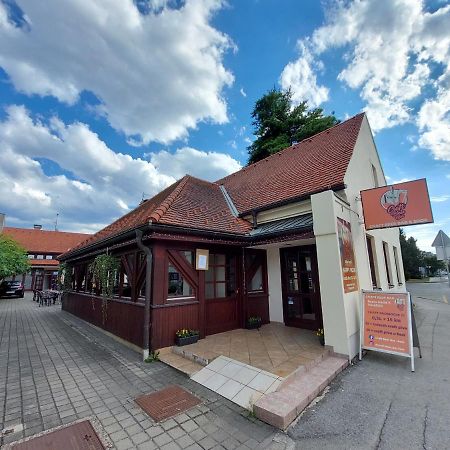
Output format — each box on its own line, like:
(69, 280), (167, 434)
(359, 290), (415, 371)
(361, 178), (433, 230)
(195, 249), (209, 271)
(337, 217), (359, 293)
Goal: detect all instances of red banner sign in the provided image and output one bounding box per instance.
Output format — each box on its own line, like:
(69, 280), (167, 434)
(361, 178), (433, 230)
(337, 218), (358, 293)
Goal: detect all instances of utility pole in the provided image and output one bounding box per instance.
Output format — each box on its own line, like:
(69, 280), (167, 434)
(54, 213), (59, 231)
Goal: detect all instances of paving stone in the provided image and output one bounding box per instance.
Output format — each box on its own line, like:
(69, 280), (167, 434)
(0, 296), (283, 450)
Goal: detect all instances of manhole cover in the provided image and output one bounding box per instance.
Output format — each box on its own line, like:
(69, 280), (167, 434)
(135, 385), (201, 422)
(11, 420), (105, 450)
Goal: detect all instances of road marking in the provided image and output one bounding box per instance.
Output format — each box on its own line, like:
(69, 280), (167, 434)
(443, 295), (448, 304)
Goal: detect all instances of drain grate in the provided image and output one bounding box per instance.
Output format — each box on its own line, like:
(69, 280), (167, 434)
(135, 385), (201, 422)
(11, 420), (105, 450)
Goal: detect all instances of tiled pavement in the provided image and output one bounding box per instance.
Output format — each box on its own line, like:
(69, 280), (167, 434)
(0, 295), (293, 449)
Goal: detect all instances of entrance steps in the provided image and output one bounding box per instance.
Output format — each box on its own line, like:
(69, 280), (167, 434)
(253, 355), (348, 429)
(157, 347), (204, 376)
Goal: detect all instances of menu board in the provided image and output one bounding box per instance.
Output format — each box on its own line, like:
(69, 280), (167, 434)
(360, 290), (415, 371)
(337, 217), (358, 293)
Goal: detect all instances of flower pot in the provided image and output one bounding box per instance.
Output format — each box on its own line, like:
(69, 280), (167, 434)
(175, 335), (199, 346)
(245, 320), (262, 330)
(319, 336), (325, 346)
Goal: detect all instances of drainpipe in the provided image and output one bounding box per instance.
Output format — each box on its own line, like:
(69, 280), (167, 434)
(135, 229), (152, 361)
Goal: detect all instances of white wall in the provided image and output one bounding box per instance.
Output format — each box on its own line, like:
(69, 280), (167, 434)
(266, 247), (284, 323)
(344, 115), (406, 294)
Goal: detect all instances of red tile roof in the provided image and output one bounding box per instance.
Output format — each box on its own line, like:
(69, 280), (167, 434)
(63, 113), (365, 256)
(2, 227), (90, 254)
(217, 113), (365, 214)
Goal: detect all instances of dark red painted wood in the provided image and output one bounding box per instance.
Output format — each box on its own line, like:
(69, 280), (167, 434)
(62, 292), (145, 347)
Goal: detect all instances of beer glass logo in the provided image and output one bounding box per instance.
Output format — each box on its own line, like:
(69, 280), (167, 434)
(380, 186), (408, 220)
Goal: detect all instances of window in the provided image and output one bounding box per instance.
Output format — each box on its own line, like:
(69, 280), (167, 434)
(383, 242), (393, 287)
(393, 246), (402, 285)
(28, 254), (34, 259)
(371, 164), (379, 188)
(168, 262), (193, 298)
(245, 250), (267, 293)
(45, 255), (53, 260)
(37, 255), (44, 260)
(205, 254), (236, 299)
(366, 236), (380, 288)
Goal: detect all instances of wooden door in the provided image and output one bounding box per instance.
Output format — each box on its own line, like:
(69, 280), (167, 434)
(281, 246), (322, 330)
(205, 253), (240, 335)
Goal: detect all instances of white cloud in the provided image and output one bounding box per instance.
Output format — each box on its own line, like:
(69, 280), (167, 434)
(431, 195), (450, 203)
(0, 105), (241, 232)
(0, 0), (234, 145)
(240, 87), (247, 97)
(149, 146), (241, 180)
(281, 1), (450, 160)
(280, 42), (329, 107)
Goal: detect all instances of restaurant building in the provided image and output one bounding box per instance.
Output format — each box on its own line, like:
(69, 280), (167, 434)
(59, 113), (406, 359)
(2, 225), (90, 291)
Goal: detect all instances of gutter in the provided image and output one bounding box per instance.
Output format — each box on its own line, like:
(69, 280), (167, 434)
(135, 229), (152, 361)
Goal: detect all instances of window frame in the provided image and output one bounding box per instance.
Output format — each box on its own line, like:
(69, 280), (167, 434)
(393, 246), (403, 285)
(366, 235), (380, 289)
(383, 241), (394, 288)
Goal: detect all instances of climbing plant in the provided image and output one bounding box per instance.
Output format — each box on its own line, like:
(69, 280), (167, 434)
(88, 253), (119, 298)
(88, 253), (119, 324)
(58, 262), (73, 292)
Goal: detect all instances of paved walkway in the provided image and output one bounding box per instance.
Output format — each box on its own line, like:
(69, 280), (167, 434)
(0, 295), (282, 449)
(287, 282), (450, 449)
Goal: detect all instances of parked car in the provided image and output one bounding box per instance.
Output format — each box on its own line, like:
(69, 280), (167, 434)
(0, 281), (25, 298)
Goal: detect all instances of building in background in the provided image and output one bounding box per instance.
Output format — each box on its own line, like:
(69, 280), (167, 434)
(432, 230), (450, 263)
(2, 225), (90, 291)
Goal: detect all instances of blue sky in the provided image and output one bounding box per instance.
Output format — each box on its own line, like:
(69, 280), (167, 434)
(0, 0), (449, 251)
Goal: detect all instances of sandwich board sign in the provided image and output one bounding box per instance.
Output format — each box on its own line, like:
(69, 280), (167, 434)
(359, 290), (415, 371)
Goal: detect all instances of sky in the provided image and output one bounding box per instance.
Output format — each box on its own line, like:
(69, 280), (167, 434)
(0, 0), (449, 252)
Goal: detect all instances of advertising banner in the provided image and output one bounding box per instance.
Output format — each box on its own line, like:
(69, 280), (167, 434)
(361, 178), (433, 230)
(360, 290), (414, 371)
(337, 217), (358, 293)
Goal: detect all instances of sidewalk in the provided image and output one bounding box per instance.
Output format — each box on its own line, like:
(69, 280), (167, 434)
(0, 295), (279, 449)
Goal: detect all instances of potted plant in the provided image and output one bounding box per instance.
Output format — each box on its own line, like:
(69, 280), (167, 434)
(316, 328), (325, 346)
(246, 316), (262, 330)
(175, 329), (200, 346)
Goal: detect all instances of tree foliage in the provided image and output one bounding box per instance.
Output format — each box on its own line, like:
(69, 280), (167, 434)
(399, 229), (445, 279)
(247, 88), (339, 164)
(400, 229), (423, 279)
(0, 235), (30, 282)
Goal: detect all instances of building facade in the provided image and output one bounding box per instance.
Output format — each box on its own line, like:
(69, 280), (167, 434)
(2, 226), (90, 291)
(60, 113), (406, 359)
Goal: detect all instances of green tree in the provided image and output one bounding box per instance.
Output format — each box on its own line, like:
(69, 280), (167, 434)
(399, 229), (423, 280)
(247, 88), (339, 164)
(0, 235), (30, 282)
(422, 253), (446, 277)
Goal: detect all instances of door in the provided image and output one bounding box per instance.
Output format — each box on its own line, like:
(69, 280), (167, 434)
(205, 253), (240, 335)
(281, 246), (322, 330)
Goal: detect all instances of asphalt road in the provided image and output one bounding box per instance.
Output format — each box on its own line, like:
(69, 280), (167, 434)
(287, 282), (450, 450)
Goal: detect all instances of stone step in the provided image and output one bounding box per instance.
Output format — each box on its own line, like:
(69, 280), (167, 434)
(253, 355), (349, 430)
(171, 345), (217, 367)
(158, 350), (204, 376)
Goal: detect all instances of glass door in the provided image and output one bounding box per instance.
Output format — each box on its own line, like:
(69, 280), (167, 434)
(281, 246), (322, 330)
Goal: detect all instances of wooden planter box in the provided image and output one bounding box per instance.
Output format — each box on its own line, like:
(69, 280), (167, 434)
(175, 335), (199, 346)
(245, 320), (262, 330)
